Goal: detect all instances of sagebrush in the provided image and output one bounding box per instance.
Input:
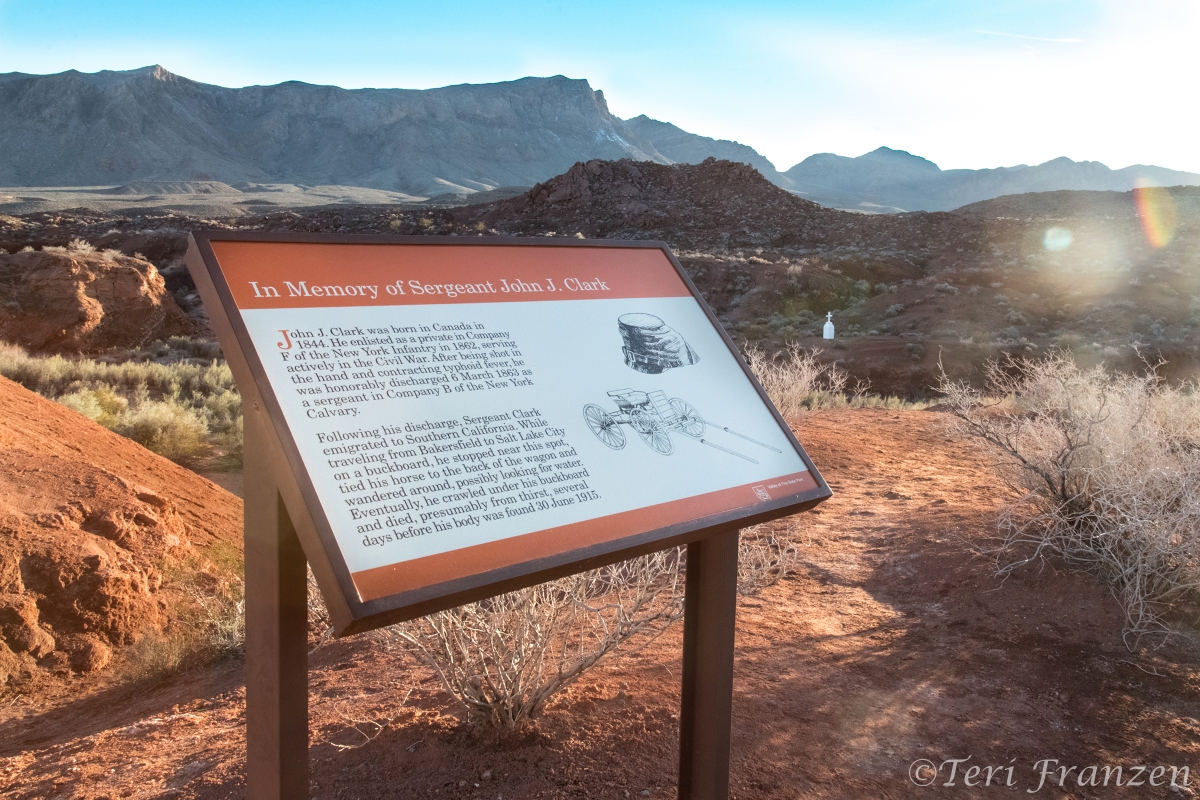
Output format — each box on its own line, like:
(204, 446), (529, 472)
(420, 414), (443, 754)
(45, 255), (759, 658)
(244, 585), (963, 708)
(938, 351), (1200, 648)
(380, 550), (686, 729)
(745, 343), (924, 414)
(0, 341), (241, 463)
(302, 521), (808, 730)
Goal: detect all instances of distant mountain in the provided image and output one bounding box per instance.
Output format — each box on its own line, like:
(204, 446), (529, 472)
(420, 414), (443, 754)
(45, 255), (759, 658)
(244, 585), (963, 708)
(953, 185), (1200, 220)
(4, 66), (1198, 213)
(622, 116), (790, 186)
(784, 147), (1200, 212)
(0, 66), (780, 198)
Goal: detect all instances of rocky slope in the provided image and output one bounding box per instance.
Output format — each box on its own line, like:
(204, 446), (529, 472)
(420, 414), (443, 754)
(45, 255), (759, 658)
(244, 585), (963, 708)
(955, 185), (1200, 220)
(0, 66), (783, 198)
(0, 376), (243, 687)
(0, 245), (201, 353)
(457, 157), (994, 252)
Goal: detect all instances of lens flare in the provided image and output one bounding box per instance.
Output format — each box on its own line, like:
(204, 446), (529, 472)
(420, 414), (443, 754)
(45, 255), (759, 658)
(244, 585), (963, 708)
(1133, 180), (1177, 248)
(1043, 227), (1072, 251)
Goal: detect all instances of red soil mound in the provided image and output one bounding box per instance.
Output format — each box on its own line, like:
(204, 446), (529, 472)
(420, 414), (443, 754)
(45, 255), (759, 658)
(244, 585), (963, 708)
(0, 247), (200, 354)
(0, 376), (242, 687)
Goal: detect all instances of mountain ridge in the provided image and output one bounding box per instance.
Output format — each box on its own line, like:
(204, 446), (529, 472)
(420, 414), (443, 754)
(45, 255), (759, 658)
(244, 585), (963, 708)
(2, 66), (1199, 213)
(0, 65), (784, 197)
(785, 146), (1200, 212)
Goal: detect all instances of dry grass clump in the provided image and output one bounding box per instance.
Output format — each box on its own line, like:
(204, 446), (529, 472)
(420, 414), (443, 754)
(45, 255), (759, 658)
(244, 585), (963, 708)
(123, 541), (245, 682)
(938, 351), (1200, 648)
(0, 342), (241, 464)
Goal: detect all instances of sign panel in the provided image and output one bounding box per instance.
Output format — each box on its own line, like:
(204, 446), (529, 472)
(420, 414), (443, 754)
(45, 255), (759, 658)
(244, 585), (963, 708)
(187, 234), (829, 630)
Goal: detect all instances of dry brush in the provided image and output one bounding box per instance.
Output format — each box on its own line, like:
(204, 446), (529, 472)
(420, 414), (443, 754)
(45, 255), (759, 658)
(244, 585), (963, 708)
(938, 351), (1200, 648)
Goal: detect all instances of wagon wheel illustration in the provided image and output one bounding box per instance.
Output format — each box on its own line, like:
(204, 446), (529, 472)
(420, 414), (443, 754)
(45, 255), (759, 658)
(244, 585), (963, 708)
(583, 403), (626, 449)
(669, 398), (705, 439)
(630, 408), (674, 455)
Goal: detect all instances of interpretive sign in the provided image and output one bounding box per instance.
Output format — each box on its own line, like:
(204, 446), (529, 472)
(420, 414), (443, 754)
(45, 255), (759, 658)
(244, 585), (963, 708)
(187, 232), (830, 634)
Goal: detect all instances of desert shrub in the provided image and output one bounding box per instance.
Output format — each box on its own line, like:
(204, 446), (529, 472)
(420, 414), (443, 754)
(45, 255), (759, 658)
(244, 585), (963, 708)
(0, 342), (235, 402)
(115, 401), (208, 459)
(767, 313), (792, 332)
(0, 343), (241, 463)
(145, 336), (224, 361)
(745, 343), (926, 413)
(58, 385), (129, 426)
(934, 283), (959, 295)
(737, 523), (803, 595)
(851, 394), (931, 410)
(767, 309), (817, 333)
(122, 629), (198, 683)
(744, 344), (849, 416)
(378, 549), (686, 729)
(358, 521), (812, 730)
(938, 351), (1200, 647)
(125, 542), (245, 682)
(184, 543), (246, 656)
(303, 523), (819, 730)
(885, 303), (905, 318)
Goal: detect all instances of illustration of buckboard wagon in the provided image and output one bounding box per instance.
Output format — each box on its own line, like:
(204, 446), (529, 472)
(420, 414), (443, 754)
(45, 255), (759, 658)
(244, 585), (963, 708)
(582, 389), (782, 463)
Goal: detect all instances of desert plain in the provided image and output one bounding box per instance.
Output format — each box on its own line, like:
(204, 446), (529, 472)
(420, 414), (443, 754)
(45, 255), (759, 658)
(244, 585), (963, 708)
(0, 157), (1198, 799)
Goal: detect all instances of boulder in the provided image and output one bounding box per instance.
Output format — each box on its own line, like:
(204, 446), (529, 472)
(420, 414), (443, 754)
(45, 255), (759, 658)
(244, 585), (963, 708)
(0, 245), (200, 353)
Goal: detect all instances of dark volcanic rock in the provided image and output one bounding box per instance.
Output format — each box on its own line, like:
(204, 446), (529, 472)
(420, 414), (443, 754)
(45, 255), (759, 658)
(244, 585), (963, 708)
(459, 158), (997, 254)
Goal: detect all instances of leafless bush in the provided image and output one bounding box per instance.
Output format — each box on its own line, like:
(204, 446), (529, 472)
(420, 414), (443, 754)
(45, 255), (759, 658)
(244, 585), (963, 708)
(745, 343), (849, 416)
(938, 351), (1200, 648)
(301, 518), (809, 730)
(737, 523), (804, 595)
(307, 567), (335, 649)
(378, 550), (685, 729)
(745, 343), (921, 413)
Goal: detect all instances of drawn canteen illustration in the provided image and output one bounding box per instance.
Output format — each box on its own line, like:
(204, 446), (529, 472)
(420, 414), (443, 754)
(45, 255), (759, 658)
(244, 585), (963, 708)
(617, 312), (700, 374)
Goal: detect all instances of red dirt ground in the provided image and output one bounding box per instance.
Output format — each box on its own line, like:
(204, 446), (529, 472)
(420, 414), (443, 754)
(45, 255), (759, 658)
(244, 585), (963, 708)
(0, 377), (243, 695)
(2, 408), (1199, 799)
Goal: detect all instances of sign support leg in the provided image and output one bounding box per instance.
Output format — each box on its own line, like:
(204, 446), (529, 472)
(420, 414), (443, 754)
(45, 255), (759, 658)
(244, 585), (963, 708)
(678, 528), (739, 800)
(244, 413), (309, 800)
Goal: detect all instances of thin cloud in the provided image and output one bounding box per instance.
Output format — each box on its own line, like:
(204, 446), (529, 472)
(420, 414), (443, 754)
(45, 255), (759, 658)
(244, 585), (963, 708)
(974, 29), (1084, 43)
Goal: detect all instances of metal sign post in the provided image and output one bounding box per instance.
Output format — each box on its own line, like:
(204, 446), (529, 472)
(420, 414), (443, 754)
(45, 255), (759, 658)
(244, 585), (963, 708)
(240, 499), (742, 800)
(244, 408), (309, 799)
(186, 232), (830, 800)
(679, 529), (739, 799)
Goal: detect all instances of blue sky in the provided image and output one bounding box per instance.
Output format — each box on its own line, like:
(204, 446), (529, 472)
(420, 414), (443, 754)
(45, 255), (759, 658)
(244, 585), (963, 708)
(1, 1), (1195, 173)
